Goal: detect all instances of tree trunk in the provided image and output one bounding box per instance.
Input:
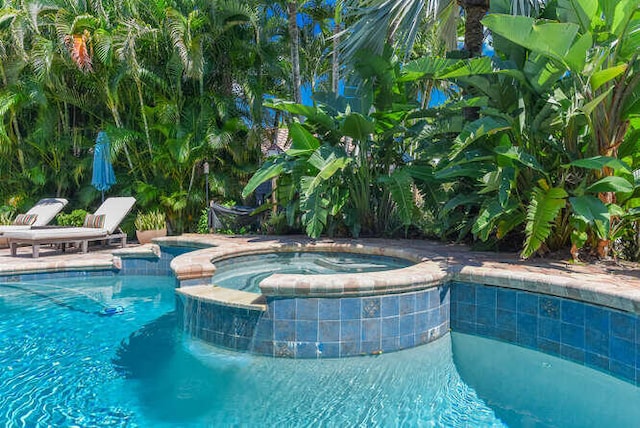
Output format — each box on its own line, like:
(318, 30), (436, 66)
(332, 21), (340, 94)
(287, 1), (302, 104)
(458, 0), (489, 121)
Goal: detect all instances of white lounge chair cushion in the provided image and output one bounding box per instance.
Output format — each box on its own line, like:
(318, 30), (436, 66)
(26, 198), (69, 226)
(93, 197), (136, 234)
(0, 225), (32, 234)
(5, 227), (108, 241)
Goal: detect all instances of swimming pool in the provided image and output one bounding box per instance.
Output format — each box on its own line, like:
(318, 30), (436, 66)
(1, 275), (638, 426)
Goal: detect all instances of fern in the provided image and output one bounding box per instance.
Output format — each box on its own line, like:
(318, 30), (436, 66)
(522, 185), (568, 258)
(379, 168), (415, 226)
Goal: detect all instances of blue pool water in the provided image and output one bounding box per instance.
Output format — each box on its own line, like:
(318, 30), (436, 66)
(213, 252), (413, 293)
(1, 275), (639, 426)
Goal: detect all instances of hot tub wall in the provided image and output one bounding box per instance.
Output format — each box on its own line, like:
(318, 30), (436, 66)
(177, 285), (450, 358)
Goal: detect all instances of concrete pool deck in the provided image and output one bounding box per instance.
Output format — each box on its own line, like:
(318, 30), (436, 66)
(0, 234), (639, 314)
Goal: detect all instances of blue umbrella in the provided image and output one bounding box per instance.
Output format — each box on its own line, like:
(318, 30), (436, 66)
(91, 131), (116, 202)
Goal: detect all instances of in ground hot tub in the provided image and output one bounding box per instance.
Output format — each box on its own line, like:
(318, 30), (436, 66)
(212, 251), (414, 293)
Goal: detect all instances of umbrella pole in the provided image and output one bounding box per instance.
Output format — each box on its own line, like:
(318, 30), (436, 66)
(101, 190), (105, 203)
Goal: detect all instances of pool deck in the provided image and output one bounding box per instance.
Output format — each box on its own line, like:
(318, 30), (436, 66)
(1, 234), (639, 313)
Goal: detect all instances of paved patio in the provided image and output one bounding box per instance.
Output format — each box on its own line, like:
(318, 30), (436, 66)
(1, 234), (639, 312)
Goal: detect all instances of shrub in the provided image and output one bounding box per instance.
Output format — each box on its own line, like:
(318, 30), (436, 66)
(56, 210), (88, 227)
(134, 210), (166, 231)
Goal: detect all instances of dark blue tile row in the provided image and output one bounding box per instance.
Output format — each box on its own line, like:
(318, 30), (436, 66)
(451, 281), (640, 386)
(0, 269), (116, 283)
(181, 286), (450, 358)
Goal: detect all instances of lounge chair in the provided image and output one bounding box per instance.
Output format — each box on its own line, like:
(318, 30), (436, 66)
(0, 198), (69, 234)
(5, 197), (135, 258)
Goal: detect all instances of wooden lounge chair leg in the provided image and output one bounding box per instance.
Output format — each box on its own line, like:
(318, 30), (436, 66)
(81, 241), (88, 253)
(32, 244), (40, 258)
(121, 235), (126, 248)
(10, 242), (17, 257)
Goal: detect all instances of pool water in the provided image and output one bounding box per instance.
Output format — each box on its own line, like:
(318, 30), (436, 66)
(212, 252), (414, 293)
(1, 275), (639, 427)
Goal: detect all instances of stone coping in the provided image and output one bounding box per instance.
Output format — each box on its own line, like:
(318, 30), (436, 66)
(167, 235), (640, 315)
(175, 285), (267, 311)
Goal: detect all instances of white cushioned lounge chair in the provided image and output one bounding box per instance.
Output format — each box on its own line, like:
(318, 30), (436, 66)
(5, 197), (135, 258)
(0, 198), (69, 234)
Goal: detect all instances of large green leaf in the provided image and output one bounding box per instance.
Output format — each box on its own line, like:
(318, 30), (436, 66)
(300, 178), (330, 238)
(287, 122), (320, 156)
(482, 14), (580, 67)
(304, 146), (350, 195)
(585, 176), (634, 193)
(590, 64), (628, 91)
(557, 0), (598, 32)
(378, 168), (415, 226)
(567, 156), (631, 174)
(472, 200), (505, 241)
(450, 117), (511, 160)
(341, 113), (374, 141)
(242, 158), (285, 198)
(569, 195), (609, 238)
(494, 146), (544, 172)
(522, 186), (568, 258)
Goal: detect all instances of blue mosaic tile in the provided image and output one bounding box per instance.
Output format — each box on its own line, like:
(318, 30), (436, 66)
(496, 309), (517, 331)
(399, 293), (416, 316)
(415, 312), (429, 332)
(497, 288), (516, 311)
(399, 314), (415, 336)
(495, 327), (516, 342)
(457, 303), (476, 324)
(561, 344), (585, 364)
(585, 328), (608, 356)
(539, 296), (560, 319)
(561, 322), (585, 349)
(318, 299), (340, 320)
(361, 341), (382, 355)
(427, 287), (442, 309)
(476, 305), (496, 327)
(318, 342), (339, 358)
(381, 295), (399, 317)
(340, 341), (360, 357)
(609, 360), (635, 383)
(319, 321), (340, 342)
(362, 297), (381, 318)
(538, 338), (560, 356)
(362, 319), (381, 342)
(340, 298), (361, 320)
(296, 342), (319, 358)
(382, 337), (400, 352)
(399, 334), (415, 349)
(382, 317), (399, 337)
(274, 299), (296, 320)
(296, 298), (319, 321)
(477, 324), (496, 339)
(476, 286), (496, 307)
(456, 321), (477, 335)
(251, 340), (273, 356)
(427, 309), (441, 329)
(517, 292), (538, 315)
(585, 351), (609, 372)
(253, 319), (273, 341)
(538, 318), (560, 342)
(341, 320), (360, 341)
(517, 332), (538, 349)
(611, 312), (636, 341)
(610, 336), (635, 366)
(274, 320), (295, 341)
(416, 290), (429, 311)
(561, 300), (585, 326)
(236, 337), (251, 351)
(585, 305), (611, 334)
(296, 320), (318, 342)
(457, 282), (476, 304)
(517, 313), (537, 338)
(440, 286), (450, 305)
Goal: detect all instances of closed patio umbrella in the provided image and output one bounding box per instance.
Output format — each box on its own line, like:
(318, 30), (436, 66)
(91, 131), (116, 203)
